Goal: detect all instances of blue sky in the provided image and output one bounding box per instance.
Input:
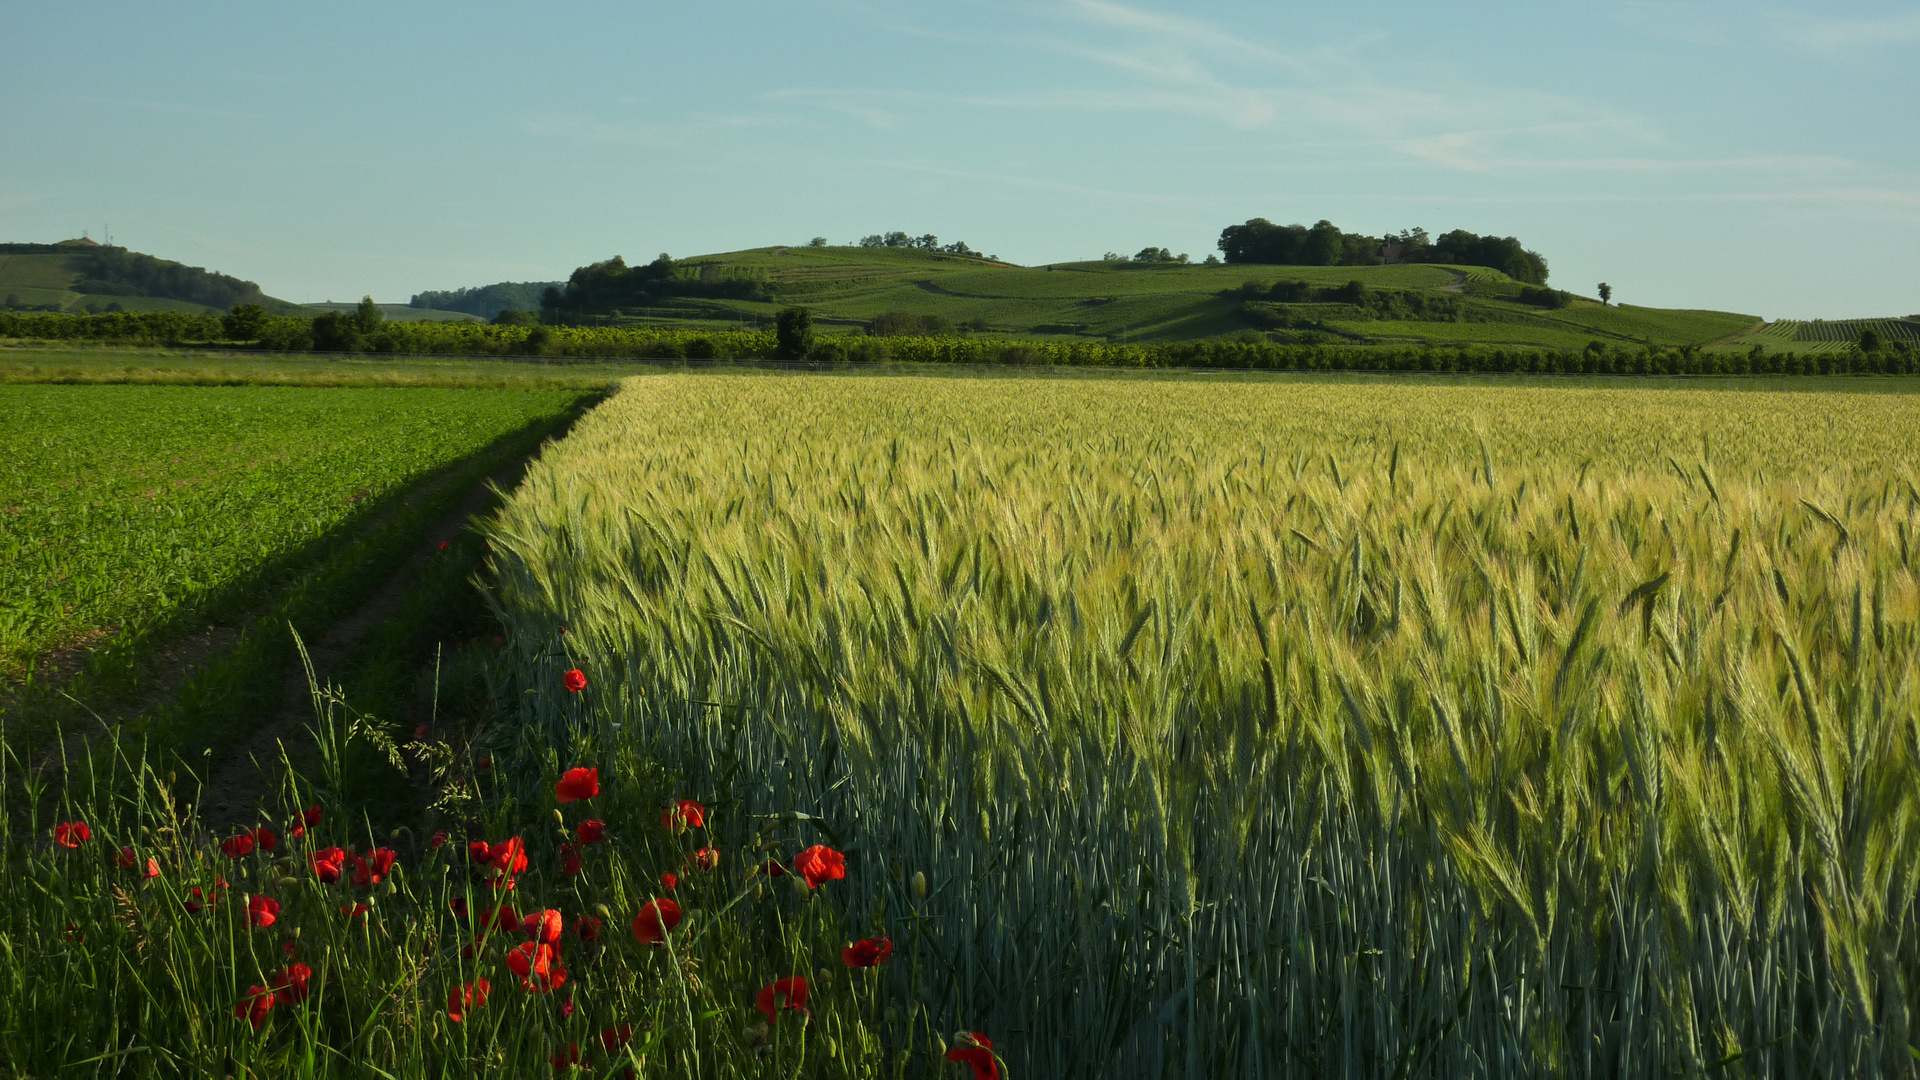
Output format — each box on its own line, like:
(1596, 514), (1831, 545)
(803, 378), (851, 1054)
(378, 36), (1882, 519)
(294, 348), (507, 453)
(4, 1), (1916, 318)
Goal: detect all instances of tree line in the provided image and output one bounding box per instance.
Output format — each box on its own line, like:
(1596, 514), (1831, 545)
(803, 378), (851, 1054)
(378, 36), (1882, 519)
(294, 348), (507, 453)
(545, 254), (773, 319)
(1218, 220), (1550, 285)
(70, 245), (268, 309)
(4, 306), (1915, 379)
(854, 233), (994, 259)
(409, 282), (562, 319)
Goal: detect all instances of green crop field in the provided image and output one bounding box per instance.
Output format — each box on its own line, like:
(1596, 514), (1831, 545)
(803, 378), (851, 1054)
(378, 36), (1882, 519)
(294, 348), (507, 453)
(4, 370), (1919, 1078)
(0, 384), (586, 673)
(474, 373), (1917, 1076)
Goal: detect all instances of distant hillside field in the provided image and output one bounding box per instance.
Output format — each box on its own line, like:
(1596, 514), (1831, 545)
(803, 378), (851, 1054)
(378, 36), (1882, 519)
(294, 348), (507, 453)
(0, 241), (304, 316)
(303, 302), (482, 323)
(1718, 316), (1920, 354)
(545, 246), (1773, 350)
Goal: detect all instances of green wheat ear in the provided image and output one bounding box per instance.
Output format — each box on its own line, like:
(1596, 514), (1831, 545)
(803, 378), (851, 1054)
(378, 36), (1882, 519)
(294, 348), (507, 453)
(479, 372), (1920, 1076)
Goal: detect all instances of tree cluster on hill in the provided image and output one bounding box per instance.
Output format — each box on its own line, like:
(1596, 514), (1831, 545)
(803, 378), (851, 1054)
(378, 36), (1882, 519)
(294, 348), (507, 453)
(551, 254), (772, 318)
(1104, 248), (1191, 264)
(70, 245), (267, 308)
(1219, 220), (1550, 285)
(409, 282), (563, 319)
(855, 232), (994, 259)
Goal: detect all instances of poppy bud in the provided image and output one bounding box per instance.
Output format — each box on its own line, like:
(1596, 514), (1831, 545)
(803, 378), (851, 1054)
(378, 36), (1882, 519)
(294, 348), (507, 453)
(594, 903), (612, 920)
(790, 872), (812, 899)
(911, 871), (927, 899)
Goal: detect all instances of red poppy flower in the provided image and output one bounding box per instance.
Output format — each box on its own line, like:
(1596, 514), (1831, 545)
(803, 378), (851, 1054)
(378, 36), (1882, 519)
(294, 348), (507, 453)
(303, 805), (323, 827)
(414, 725), (428, 739)
(599, 1024), (634, 1050)
(222, 833), (256, 858)
(660, 872), (677, 893)
(447, 978), (491, 1022)
(312, 847), (347, 883)
(793, 845), (846, 890)
(271, 962), (312, 1005)
(477, 756), (493, 771)
(550, 1043), (587, 1070)
(468, 839), (492, 864)
(576, 819), (606, 845)
(690, 846), (720, 871)
(559, 997), (576, 1019)
(555, 767), (598, 803)
(184, 887), (207, 915)
(116, 846), (137, 868)
(477, 902), (520, 937)
(341, 903), (371, 920)
(283, 939), (299, 960)
(248, 895), (281, 928)
(488, 837), (530, 875)
(754, 976), (810, 1023)
(493, 635), (504, 645)
(352, 847), (398, 887)
(763, 858), (786, 878)
(438, 540), (451, 551)
(507, 941), (567, 993)
(574, 914), (603, 942)
(251, 826), (279, 853)
(630, 898), (682, 945)
(843, 936), (893, 968)
(53, 821), (92, 848)
(429, 830), (448, 849)
(660, 799), (706, 831)
(143, 857), (161, 879)
(562, 669), (587, 694)
(560, 842), (583, 876)
(62, 921), (84, 943)
(946, 1033), (999, 1080)
(236, 985), (275, 1030)
(522, 908), (564, 945)
(449, 896), (470, 922)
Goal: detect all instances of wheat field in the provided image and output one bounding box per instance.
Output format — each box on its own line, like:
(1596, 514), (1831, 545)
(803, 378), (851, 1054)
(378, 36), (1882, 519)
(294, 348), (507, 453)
(484, 371), (1920, 1077)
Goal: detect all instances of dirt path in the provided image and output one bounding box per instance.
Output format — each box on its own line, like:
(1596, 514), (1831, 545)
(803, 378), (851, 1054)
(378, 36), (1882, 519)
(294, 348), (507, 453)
(198, 453), (536, 826)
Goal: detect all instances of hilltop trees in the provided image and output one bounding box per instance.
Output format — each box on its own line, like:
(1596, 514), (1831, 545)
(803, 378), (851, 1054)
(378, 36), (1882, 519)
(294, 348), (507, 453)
(1598, 283), (1612, 305)
(855, 233), (990, 258)
(552, 254), (770, 319)
(410, 282), (564, 319)
(1219, 218), (1551, 284)
(74, 246), (268, 308)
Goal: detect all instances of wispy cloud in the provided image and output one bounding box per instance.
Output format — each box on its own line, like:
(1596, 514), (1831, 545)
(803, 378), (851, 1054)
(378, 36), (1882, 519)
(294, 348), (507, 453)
(1769, 8), (1920, 51)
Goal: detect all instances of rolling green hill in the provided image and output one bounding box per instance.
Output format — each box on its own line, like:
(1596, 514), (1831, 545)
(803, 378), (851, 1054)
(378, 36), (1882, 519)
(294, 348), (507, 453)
(1716, 316), (1920, 354)
(0, 241), (305, 316)
(550, 245), (1770, 350)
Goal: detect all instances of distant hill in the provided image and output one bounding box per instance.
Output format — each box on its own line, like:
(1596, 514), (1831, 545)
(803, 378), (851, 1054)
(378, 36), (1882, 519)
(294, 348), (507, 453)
(0, 240), (305, 316)
(304, 302), (481, 324)
(540, 245), (1770, 351)
(408, 282), (563, 320)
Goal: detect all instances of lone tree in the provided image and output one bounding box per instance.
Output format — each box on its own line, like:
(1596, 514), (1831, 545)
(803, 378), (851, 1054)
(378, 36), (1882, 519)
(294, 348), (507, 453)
(222, 302), (268, 341)
(775, 306), (815, 360)
(354, 296), (384, 335)
(1859, 327), (1882, 353)
(1598, 282), (1612, 305)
